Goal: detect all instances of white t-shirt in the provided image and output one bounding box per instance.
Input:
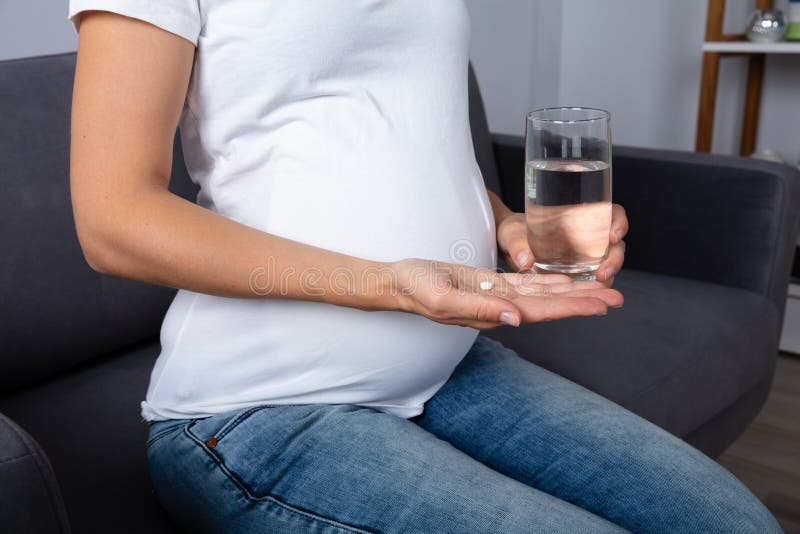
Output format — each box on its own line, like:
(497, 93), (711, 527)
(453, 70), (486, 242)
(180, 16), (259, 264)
(68, 0), (496, 420)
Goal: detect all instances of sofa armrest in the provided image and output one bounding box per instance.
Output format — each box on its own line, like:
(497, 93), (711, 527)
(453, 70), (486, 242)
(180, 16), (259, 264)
(613, 146), (800, 316)
(0, 413), (71, 534)
(491, 135), (800, 316)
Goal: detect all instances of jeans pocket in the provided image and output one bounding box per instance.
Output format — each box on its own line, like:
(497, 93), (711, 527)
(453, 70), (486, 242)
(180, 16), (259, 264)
(185, 403), (353, 500)
(146, 419), (190, 449)
(185, 403), (314, 451)
(210, 405), (272, 443)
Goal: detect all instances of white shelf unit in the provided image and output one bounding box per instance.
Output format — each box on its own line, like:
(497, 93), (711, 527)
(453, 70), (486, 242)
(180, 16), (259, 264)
(702, 41), (800, 54)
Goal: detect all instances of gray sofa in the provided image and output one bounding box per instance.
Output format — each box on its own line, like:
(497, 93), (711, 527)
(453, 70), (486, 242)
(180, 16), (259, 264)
(1, 52), (798, 534)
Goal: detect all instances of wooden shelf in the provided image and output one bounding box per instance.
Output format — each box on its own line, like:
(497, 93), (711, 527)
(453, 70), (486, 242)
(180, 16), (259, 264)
(703, 41), (800, 54)
(695, 0), (779, 156)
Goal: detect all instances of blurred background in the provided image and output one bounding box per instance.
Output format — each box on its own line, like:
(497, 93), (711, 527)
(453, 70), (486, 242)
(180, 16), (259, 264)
(463, 0), (800, 161)
(1, 0), (798, 158)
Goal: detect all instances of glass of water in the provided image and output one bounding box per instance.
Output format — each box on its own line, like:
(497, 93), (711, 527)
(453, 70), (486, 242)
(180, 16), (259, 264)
(525, 107), (612, 280)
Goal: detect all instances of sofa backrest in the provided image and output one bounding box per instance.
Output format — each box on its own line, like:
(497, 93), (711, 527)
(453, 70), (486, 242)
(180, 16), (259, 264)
(0, 53), (197, 394)
(0, 52), (499, 394)
(468, 64), (502, 196)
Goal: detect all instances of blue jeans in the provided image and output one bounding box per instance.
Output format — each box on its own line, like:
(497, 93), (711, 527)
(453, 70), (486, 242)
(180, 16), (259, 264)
(146, 336), (780, 533)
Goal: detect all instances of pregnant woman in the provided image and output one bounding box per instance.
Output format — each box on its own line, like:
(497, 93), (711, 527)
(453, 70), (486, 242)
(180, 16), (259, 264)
(68, 1), (779, 532)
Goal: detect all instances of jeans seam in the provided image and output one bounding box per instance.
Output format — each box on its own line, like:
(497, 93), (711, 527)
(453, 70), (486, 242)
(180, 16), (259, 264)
(182, 425), (376, 534)
(214, 406), (269, 442)
(213, 404), (314, 443)
(146, 423), (187, 449)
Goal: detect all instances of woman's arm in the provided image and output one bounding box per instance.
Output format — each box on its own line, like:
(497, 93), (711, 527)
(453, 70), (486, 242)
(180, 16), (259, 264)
(71, 11), (398, 308)
(71, 11), (621, 329)
(487, 190), (532, 269)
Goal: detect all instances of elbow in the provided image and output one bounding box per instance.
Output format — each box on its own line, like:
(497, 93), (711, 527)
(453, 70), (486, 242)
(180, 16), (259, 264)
(74, 219), (119, 276)
(71, 182), (161, 278)
(83, 247), (113, 275)
(77, 231), (114, 275)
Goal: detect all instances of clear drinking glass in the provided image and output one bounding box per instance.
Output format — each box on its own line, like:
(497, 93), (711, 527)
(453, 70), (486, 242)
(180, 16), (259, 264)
(525, 107), (612, 280)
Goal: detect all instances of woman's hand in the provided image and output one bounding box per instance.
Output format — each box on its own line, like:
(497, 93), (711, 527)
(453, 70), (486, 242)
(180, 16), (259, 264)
(389, 259), (623, 330)
(594, 204), (628, 285)
(496, 204), (629, 287)
(496, 212), (535, 271)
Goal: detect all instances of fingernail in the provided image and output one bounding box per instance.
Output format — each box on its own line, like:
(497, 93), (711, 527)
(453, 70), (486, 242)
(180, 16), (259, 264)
(516, 251), (532, 267)
(616, 229), (624, 240)
(499, 312), (520, 327)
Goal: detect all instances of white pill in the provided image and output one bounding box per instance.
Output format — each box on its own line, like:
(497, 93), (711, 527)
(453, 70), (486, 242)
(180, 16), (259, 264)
(479, 281), (494, 291)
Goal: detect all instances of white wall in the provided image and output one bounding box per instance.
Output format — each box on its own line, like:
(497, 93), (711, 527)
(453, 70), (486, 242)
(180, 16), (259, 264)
(557, 0), (708, 151)
(0, 0), (77, 60)
(465, 0), (800, 163)
(464, 0), (563, 136)
(1, 0), (798, 163)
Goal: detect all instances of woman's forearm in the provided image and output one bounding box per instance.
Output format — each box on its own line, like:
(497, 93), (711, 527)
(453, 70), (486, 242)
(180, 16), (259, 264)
(75, 188), (517, 314)
(78, 186), (399, 311)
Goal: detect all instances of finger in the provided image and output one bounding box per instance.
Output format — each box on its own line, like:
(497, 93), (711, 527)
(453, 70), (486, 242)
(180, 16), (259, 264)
(514, 295), (609, 322)
(552, 287), (624, 307)
(513, 280), (607, 296)
(470, 320), (510, 330)
(466, 288), (623, 327)
(440, 317), (503, 330)
(609, 204), (629, 244)
(511, 286), (623, 306)
(497, 226), (534, 271)
(451, 292), (523, 327)
(438, 316), (507, 330)
(501, 251), (531, 274)
(596, 240), (625, 283)
(501, 271), (574, 286)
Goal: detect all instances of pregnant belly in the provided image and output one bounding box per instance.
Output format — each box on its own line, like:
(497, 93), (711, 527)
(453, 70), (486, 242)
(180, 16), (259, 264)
(211, 139), (496, 267)
(155, 293), (479, 415)
(154, 143), (496, 417)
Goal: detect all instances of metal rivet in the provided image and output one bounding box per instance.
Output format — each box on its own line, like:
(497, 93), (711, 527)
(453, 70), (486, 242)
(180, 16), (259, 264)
(206, 437), (218, 449)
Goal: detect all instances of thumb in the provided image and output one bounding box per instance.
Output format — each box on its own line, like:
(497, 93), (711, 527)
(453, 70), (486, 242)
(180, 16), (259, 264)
(499, 230), (534, 271)
(467, 293), (522, 327)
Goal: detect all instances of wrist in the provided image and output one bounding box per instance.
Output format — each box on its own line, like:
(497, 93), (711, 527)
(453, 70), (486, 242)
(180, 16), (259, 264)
(494, 207), (516, 228)
(382, 260), (415, 313)
(353, 260), (410, 313)
(487, 190), (515, 227)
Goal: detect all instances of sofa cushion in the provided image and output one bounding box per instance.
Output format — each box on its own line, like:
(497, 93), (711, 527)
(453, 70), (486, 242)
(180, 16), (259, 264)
(487, 269), (778, 438)
(0, 341), (179, 534)
(0, 413), (71, 534)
